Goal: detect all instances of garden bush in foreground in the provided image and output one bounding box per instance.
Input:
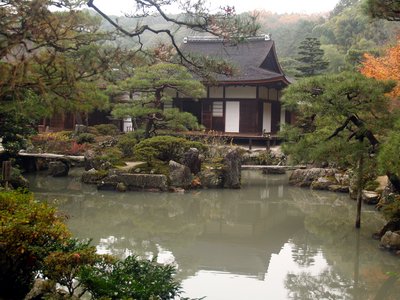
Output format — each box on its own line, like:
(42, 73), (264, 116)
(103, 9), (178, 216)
(0, 190), (186, 299)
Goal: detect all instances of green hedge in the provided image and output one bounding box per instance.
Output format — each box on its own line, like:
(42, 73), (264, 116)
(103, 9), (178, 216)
(133, 135), (206, 163)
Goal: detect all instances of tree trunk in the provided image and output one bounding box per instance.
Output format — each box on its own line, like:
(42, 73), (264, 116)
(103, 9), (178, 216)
(144, 118), (153, 139)
(355, 154), (364, 229)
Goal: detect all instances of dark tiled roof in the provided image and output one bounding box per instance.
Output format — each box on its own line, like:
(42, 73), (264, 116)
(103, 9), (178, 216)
(181, 36), (289, 84)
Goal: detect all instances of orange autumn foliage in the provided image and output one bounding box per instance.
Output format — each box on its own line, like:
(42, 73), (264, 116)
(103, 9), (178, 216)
(360, 39), (400, 105)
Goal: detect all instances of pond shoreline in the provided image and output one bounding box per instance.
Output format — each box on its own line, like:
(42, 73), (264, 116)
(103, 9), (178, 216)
(26, 169), (400, 299)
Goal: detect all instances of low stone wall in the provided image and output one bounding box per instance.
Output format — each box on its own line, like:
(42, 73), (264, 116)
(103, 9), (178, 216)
(97, 173), (168, 192)
(289, 167), (382, 205)
(289, 168), (347, 189)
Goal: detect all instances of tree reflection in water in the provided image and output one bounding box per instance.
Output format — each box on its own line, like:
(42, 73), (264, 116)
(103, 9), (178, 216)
(285, 268), (355, 300)
(290, 233), (319, 267)
(285, 268), (399, 300)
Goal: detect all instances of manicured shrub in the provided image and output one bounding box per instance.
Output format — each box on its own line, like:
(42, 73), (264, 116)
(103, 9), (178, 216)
(0, 191), (186, 299)
(53, 131), (73, 141)
(76, 133), (96, 144)
(29, 132), (73, 153)
(117, 132), (138, 158)
(67, 141), (89, 155)
(129, 129), (146, 141)
(94, 147), (124, 169)
(133, 135), (206, 163)
(86, 126), (99, 135)
(93, 124), (120, 136)
(79, 256), (182, 300)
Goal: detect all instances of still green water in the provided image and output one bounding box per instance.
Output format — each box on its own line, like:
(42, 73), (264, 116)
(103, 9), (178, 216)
(27, 169), (399, 300)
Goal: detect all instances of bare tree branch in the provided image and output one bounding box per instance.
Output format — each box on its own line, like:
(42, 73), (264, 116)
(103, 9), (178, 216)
(86, 0), (259, 74)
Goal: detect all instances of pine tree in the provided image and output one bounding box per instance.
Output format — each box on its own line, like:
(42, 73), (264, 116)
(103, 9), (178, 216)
(295, 37), (329, 77)
(281, 71), (396, 227)
(111, 63), (205, 138)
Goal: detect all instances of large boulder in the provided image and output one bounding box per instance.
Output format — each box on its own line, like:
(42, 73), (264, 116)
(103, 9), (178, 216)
(84, 150), (97, 171)
(48, 160), (69, 177)
(311, 177), (337, 191)
(198, 168), (223, 189)
(289, 168), (338, 187)
(222, 148), (241, 189)
(98, 173), (168, 191)
(380, 231), (400, 250)
(122, 174), (168, 191)
(181, 148), (201, 174)
(169, 160), (192, 188)
(373, 218), (400, 239)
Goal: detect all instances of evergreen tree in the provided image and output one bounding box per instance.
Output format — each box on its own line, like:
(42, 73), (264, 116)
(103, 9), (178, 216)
(281, 71), (396, 227)
(295, 37), (329, 77)
(111, 63), (205, 138)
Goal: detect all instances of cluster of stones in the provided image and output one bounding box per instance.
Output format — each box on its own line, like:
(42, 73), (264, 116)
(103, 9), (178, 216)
(81, 147), (242, 192)
(289, 168), (380, 205)
(290, 167), (400, 254)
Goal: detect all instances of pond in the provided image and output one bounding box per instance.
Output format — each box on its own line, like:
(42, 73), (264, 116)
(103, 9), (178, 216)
(27, 169), (400, 300)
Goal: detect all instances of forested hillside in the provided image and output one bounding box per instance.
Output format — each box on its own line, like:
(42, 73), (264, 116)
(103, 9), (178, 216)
(97, 0), (400, 77)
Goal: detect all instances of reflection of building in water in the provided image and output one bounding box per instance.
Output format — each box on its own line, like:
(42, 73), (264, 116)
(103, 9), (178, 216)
(170, 199), (304, 279)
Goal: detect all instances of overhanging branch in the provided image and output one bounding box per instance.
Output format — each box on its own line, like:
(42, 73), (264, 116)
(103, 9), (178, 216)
(327, 114), (379, 147)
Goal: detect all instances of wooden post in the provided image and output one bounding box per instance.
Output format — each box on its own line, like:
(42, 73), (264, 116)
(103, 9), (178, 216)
(355, 154), (364, 229)
(353, 229), (361, 298)
(249, 138), (252, 150)
(2, 161), (11, 189)
(264, 132), (271, 151)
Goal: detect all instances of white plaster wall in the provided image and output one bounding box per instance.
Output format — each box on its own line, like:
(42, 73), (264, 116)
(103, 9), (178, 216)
(225, 101), (240, 133)
(280, 107), (286, 126)
(263, 103), (272, 133)
(225, 86), (256, 99)
(209, 86), (224, 98)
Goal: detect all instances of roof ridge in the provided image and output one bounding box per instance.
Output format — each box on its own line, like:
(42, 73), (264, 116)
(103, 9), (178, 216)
(183, 34), (272, 43)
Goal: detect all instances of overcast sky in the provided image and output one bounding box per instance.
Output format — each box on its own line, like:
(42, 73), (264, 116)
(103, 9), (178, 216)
(90, 0), (340, 16)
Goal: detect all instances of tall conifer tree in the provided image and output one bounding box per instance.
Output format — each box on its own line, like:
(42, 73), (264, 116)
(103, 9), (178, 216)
(295, 37), (329, 77)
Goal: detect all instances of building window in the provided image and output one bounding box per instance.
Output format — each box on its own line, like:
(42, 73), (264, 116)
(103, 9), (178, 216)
(212, 101), (223, 117)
